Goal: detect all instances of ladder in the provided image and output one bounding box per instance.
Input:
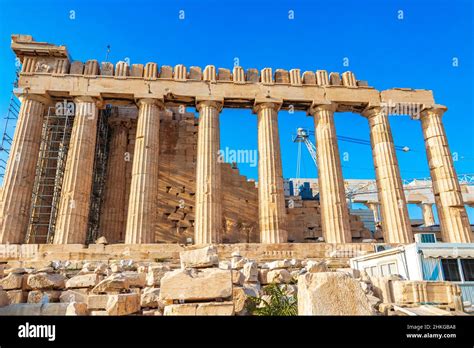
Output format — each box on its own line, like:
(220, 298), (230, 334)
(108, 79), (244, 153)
(0, 95), (21, 180)
(25, 106), (75, 243)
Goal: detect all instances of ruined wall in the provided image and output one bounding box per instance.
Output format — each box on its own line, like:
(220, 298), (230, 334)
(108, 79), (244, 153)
(286, 196), (372, 242)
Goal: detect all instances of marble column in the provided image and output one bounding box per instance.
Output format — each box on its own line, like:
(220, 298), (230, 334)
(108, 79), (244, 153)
(364, 202), (381, 223)
(125, 99), (163, 244)
(420, 106), (472, 242)
(310, 104), (351, 243)
(362, 107), (413, 244)
(417, 202), (435, 227)
(99, 118), (130, 243)
(254, 102), (287, 243)
(0, 95), (46, 244)
(53, 97), (99, 244)
(194, 100), (222, 244)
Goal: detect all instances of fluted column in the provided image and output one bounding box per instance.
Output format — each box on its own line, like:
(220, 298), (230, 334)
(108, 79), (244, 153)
(194, 100), (222, 244)
(254, 102), (287, 243)
(53, 97), (99, 244)
(125, 99), (163, 244)
(99, 118), (130, 243)
(0, 95), (46, 243)
(362, 107), (413, 244)
(309, 104), (351, 243)
(364, 202), (381, 223)
(420, 106), (472, 242)
(417, 203), (435, 227)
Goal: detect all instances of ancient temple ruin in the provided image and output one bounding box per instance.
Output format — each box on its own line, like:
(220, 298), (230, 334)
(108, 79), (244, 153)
(0, 34), (472, 248)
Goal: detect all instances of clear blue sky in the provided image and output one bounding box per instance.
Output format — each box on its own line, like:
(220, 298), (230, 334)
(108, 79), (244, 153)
(0, 0), (473, 221)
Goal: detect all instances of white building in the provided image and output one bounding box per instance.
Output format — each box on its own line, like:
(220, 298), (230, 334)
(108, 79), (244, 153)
(350, 234), (474, 305)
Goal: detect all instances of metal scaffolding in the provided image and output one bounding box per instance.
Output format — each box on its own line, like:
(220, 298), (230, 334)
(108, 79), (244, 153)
(25, 106), (75, 244)
(0, 95), (20, 180)
(86, 106), (111, 244)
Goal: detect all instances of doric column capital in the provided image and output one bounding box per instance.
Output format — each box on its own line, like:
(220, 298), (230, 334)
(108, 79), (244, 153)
(136, 98), (165, 109)
(253, 101), (281, 114)
(18, 93), (51, 105)
(361, 105), (384, 118)
(420, 104), (447, 119)
(308, 102), (337, 115)
(196, 99), (223, 112)
(363, 201), (379, 208)
(417, 202), (434, 207)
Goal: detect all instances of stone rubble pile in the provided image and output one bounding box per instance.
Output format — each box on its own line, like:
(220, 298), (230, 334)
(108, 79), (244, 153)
(0, 246), (414, 316)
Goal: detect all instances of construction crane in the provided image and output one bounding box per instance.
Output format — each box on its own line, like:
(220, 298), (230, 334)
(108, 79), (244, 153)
(292, 127), (411, 178)
(293, 128), (317, 177)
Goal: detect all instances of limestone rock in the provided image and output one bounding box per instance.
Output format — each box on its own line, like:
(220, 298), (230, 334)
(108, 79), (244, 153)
(142, 309), (163, 316)
(242, 261), (258, 282)
(180, 245), (219, 268)
(297, 272), (375, 315)
(233, 287), (256, 315)
(27, 290), (61, 303)
(140, 287), (163, 308)
(106, 293), (140, 315)
(164, 302), (234, 316)
(267, 260), (291, 270)
(160, 268), (232, 301)
(146, 264), (171, 286)
(194, 302), (235, 315)
(66, 273), (101, 289)
(0, 289), (10, 307)
(87, 294), (109, 310)
(0, 302), (88, 316)
(336, 268), (360, 278)
(82, 262), (98, 272)
(305, 260), (328, 273)
(290, 259), (302, 268)
(27, 273), (66, 290)
(110, 263), (123, 273)
(0, 273), (23, 290)
(7, 290), (27, 304)
(267, 269), (292, 284)
(370, 275), (402, 303)
(359, 281), (371, 293)
(122, 271), (146, 288)
(36, 267), (54, 274)
(232, 258), (247, 270)
(232, 270), (244, 285)
(41, 302), (88, 315)
(243, 283), (260, 297)
(218, 261), (231, 270)
(0, 303), (42, 315)
(65, 302), (89, 315)
(258, 269), (269, 285)
(367, 294), (382, 309)
(4, 267), (27, 275)
(94, 263), (109, 275)
(60, 289), (88, 303)
(95, 236), (108, 244)
(92, 274), (130, 294)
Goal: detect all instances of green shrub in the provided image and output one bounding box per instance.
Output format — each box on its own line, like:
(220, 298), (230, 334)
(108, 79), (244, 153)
(246, 283), (297, 316)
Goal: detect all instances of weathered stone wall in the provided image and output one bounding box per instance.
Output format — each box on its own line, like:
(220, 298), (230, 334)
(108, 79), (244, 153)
(286, 197), (372, 242)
